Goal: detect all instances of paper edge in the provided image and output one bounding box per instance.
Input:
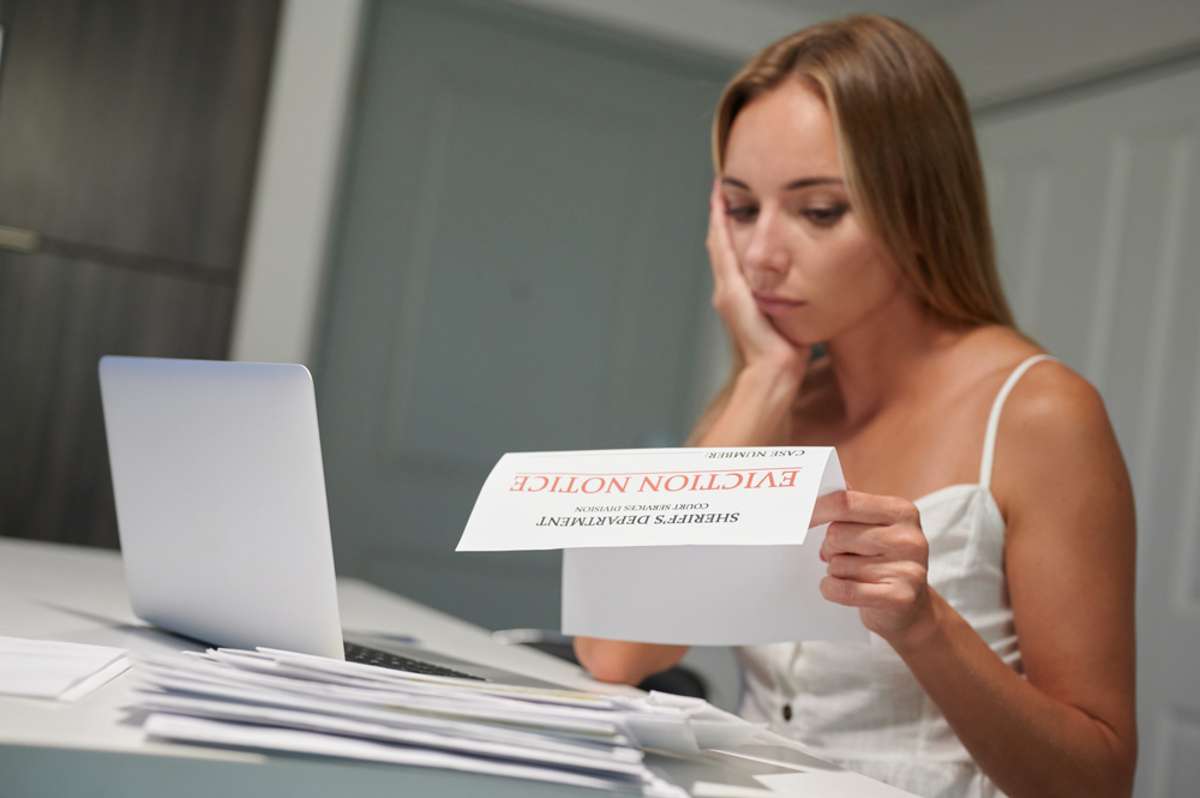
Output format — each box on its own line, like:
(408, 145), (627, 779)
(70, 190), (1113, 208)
(58, 655), (132, 702)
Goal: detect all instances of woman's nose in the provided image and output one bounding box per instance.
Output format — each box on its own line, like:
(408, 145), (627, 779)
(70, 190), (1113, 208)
(742, 212), (791, 288)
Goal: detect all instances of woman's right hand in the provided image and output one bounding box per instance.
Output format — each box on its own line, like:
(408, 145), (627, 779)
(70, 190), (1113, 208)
(707, 180), (807, 378)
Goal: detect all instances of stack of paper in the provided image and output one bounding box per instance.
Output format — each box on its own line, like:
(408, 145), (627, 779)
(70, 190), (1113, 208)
(131, 648), (759, 794)
(0, 635), (130, 701)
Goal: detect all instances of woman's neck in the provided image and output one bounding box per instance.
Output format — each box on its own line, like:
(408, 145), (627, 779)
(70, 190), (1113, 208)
(825, 290), (963, 430)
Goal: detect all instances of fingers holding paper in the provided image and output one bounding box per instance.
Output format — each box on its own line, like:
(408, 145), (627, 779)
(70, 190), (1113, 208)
(809, 490), (934, 646)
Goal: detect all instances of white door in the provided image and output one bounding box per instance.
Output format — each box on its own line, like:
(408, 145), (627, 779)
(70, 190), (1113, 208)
(977, 59), (1200, 798)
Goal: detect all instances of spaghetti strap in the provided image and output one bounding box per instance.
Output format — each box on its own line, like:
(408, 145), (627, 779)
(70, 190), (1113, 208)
(979, 354), (1056, 488)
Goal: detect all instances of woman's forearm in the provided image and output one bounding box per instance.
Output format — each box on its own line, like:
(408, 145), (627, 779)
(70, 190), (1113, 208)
(696, 362), (803, 447)
(894, 591), (1135, 798)
(573, 637), (689, 685)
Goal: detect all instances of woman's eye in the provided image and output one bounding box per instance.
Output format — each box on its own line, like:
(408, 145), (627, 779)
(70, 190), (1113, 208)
(802, 204), (848, 226)
(725, 205), (758, 223)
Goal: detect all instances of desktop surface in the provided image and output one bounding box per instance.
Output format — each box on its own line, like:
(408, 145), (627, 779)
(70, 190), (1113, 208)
(0, 537), (907, 796)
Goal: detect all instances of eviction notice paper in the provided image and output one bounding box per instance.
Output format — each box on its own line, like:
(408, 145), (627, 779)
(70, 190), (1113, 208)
(457, 447), (867, 646)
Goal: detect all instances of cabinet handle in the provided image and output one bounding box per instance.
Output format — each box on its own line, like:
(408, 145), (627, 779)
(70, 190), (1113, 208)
(0, 225), (41, 254)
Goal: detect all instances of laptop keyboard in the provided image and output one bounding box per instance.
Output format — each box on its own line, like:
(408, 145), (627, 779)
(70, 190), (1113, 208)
(343, 641), (485, 681)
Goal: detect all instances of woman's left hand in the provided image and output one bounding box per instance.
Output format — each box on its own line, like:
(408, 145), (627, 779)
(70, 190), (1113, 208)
(810, 490), (936, 648)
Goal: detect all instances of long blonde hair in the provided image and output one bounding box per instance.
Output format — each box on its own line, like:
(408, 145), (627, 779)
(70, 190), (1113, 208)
(692, 15), (1014, 441)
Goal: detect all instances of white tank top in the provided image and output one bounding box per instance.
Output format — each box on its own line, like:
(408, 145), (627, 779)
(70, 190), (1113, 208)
(737, 354), (1054, 798)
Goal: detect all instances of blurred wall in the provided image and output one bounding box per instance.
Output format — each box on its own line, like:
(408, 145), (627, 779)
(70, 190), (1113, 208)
(230, 0), (363, 368)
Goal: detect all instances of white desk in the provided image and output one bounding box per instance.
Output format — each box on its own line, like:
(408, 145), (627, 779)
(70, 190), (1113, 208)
(0, 537), (905, 796)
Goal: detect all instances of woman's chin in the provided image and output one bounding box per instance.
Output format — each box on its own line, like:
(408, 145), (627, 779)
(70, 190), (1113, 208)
(768, 319), (814, 351)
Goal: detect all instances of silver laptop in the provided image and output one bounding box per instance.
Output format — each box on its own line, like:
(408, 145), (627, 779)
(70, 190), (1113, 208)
(98, 356), (497, 680)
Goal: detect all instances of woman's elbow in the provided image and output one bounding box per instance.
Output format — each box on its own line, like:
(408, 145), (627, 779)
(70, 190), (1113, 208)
(1086, 720), (1137, 798)
(574, 637), (688, 685)
(1108, 740), (1137, 798)
(573, 637), (646, 684)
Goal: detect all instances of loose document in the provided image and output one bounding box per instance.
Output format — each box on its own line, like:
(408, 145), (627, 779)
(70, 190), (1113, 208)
(457, 447), (865, 645)
(132, 648), (760, 795)
(0, 635), (130, 701)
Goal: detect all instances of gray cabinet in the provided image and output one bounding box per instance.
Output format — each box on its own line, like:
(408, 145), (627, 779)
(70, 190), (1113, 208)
(0, 0), (279, 547)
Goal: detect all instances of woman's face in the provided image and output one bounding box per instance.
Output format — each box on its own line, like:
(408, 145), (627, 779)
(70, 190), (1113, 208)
(720, 78), (903, 346)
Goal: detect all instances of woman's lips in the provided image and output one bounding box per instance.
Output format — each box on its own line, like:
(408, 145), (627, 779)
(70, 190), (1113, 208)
(753, 293), (806, 312)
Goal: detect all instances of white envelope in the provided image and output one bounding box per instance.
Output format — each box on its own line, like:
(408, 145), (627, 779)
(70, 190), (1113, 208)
(562, 543), (863, 645)
(457, 447), (866, 645)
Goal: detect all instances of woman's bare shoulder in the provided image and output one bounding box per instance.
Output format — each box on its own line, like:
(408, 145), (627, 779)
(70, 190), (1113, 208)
(953, 326), (1111, 456)
(950, 325), (1045, 389)
(984, 338), (1130, 524)
(992, 347), (1108, 441)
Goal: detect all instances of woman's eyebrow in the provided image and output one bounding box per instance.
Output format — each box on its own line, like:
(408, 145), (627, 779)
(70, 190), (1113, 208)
(784, 176), (843, 190)
(719, 176), (844, 191)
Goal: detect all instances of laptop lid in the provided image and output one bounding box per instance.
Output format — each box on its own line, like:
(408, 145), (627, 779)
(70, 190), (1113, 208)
(98, 356), (345, 658)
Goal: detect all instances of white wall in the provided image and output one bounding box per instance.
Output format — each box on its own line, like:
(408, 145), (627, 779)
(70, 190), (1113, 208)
(920, 0), (1200, 106)
(230, 0), (363, 365)
(509, 1), (1200, 105)
(507, 0), (828, 62)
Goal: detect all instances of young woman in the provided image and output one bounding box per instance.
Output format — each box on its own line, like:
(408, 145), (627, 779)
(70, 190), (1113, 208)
(574, 16), (1136, 798)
